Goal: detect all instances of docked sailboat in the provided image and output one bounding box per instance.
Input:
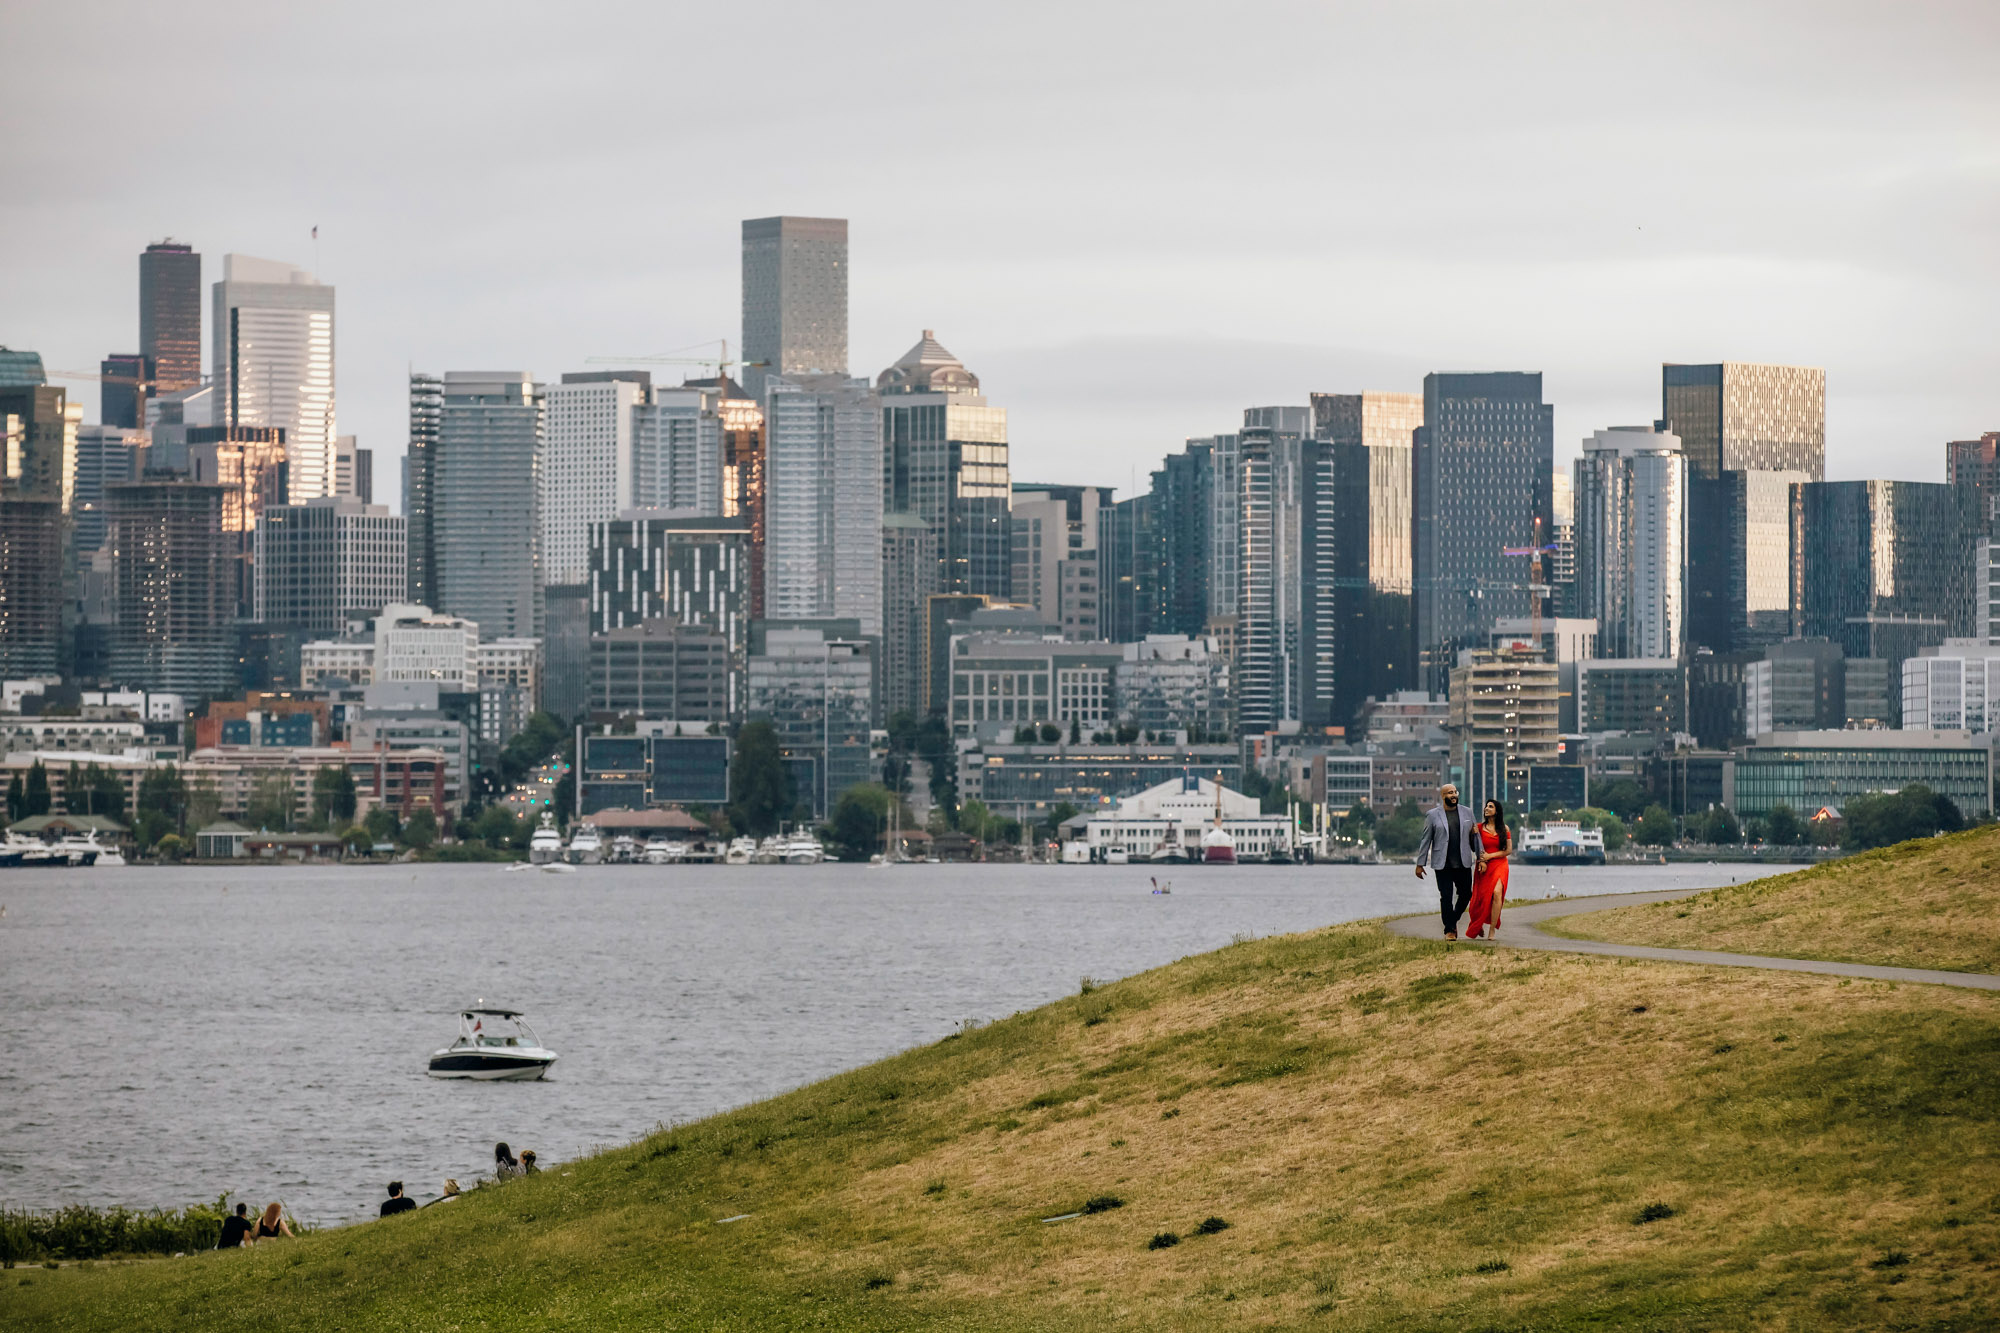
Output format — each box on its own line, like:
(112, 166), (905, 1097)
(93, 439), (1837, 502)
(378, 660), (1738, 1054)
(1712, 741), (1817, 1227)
(426, 1006), (559, 1081)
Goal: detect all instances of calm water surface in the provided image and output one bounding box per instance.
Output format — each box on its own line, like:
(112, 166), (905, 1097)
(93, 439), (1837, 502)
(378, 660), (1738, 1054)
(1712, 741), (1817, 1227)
(0, 860), (1773, 1223)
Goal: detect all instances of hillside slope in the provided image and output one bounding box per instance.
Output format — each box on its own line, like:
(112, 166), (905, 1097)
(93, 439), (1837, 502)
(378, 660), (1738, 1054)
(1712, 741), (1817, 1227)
(1548, 823), (2000, 974)
(7, 891), (1998, 1330)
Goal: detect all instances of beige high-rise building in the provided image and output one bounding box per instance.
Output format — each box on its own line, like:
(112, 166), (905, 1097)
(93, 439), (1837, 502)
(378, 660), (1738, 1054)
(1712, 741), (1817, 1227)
(212, 254), (335, 503)
(1661, 361), (1824, 481)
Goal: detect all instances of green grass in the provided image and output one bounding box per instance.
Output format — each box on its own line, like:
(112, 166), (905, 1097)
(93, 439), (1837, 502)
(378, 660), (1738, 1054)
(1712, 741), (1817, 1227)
(1547, 822), (2000, 974)
(7, 883), (1999, 1330)
(0, 1197), (264, 1264)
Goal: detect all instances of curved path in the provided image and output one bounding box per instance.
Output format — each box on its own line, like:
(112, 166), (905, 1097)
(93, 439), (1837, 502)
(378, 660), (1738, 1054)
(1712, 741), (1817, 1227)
(1385, 886), (2000, 992)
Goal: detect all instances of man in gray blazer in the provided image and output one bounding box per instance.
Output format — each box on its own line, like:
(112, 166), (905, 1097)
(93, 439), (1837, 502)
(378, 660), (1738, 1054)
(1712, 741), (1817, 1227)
(1413, 783), (1481, 939)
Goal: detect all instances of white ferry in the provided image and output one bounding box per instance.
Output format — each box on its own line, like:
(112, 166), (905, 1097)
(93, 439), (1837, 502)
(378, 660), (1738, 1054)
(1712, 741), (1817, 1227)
(1518, 820), (1606, 866)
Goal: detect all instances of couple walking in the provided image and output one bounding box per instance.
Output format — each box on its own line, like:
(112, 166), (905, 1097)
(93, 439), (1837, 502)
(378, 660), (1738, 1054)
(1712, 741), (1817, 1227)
(1412, 783), (1510, 941)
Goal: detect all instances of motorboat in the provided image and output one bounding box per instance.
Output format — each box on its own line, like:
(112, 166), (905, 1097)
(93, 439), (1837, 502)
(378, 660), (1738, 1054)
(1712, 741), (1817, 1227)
(724, 836), (757, 865)
(528, 815), (565, 865)
(609, 834), (641, 864)
(426, 1006), (559, 1081)
(642, 837), (683, 865)
(782, 833), (824, 865)
(752, 837), (783, 865)
(566, 825), (603, 865)
(74, 832), (125, 867)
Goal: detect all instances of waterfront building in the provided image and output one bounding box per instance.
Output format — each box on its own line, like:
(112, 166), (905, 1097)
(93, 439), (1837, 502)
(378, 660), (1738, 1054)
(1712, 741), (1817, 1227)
(1574, 427), (1687, 660)
(1078, 776), (1293, 861)
(542, 372), (648, 587)
(631, 384), (721, 515)
(404, 373), (443, 608)
(1793, 479), (1981, 716)
(348, 696), (472, 811)
(254, 497), (406, 637)
(1732, 729), (1992, 819)
(434, 371), (543, 640)
(1901, 639), (2000, 733)
(588, 620), (730, 723)
(1661, 362), (1825, 480)
(1576, 658), (1688, 735)
(578, 725), (730, 815)
(140, 241), (202, 395)
(741, 216), (847, 399)
(105, 480), (236, 697)
(211, 254), (335, 502)
(1447, 648), (1560, 813)
(880, 331), (1010, 601)
(1414, 373), (1554, 691)
(958, 741), (1243, 826)
(763, 374), (883, 634)
(747, 626), (873, 817)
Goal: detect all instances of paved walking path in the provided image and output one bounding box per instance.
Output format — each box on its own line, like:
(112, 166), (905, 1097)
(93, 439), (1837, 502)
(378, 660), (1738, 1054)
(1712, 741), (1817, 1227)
(1385, 885), (2000, 992)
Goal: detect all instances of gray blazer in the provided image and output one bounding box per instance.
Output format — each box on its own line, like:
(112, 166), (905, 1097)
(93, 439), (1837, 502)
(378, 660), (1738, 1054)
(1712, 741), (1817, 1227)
(1412, 803), (1483, 870)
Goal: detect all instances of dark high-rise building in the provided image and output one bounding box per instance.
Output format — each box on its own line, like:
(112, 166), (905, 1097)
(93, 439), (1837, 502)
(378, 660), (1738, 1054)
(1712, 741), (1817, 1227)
(1101, 491), (1160, 644)
(106, 480), (236, 697)
(880, 332), (1010, 601)
(1316, 392), (1423, 734)
(1413, 373), (1553, 692)
(0, 382), (73, 676)
(1151, 442), (1213, 639)
(1793, 479), (1980, 717)
(1660, 362), (1825, 481)
(542, 583), (591, 723)
(404, 372), (442, 608)
(1685, 467), (1806, 654)
(140, 242), (202, 396)
(588, 514), (752, 716)
(98, 354), (151, 428)
(73, 425), (140, 556)
(1948, 431), (2000, 522)
(741, 217), (847, 400)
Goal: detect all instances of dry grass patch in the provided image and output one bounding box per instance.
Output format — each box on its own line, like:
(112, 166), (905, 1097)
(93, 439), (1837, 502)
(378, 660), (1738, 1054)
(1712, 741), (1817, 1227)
(7, 917), (1999, 1331)
(1548, 823), (2000, 973)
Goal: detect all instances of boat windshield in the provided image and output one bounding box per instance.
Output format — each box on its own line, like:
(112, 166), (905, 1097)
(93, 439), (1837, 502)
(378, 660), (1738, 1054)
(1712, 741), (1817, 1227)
(460, 1012), (539, 1048)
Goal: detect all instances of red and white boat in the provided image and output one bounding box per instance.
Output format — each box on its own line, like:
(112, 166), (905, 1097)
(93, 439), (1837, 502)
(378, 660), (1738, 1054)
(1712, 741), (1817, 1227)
(1200, 783), (1236, 864)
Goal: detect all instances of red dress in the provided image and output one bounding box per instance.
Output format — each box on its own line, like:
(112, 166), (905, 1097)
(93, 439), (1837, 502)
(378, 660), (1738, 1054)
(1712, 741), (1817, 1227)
(1463, 823), (1509, 938)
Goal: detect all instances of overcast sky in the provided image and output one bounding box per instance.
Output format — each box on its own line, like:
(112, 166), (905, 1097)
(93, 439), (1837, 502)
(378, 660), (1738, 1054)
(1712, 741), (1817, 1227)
(5, 1), (1996, 510)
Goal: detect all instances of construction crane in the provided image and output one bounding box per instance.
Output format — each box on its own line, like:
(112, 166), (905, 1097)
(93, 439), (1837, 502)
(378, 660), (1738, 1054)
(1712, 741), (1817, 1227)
(584, 339), (768, 392)
(1501, 517), (1558, 658)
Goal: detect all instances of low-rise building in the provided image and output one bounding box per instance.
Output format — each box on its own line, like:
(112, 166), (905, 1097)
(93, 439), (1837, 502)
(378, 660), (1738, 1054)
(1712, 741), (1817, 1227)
(1577, 658), (1688, 735)
(1732, 729), (1993, 819)
(960, 741), (1242, 825)
(577, 726), (730, 816)
(1080, 777), (1292, 860)
(1902, 640), (2000, 732)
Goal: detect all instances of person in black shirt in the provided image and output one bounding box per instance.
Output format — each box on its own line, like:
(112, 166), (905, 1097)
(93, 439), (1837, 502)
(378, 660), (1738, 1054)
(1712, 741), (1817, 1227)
(380, 1181), (417, 1216)
(218, 1202), (254, 1248)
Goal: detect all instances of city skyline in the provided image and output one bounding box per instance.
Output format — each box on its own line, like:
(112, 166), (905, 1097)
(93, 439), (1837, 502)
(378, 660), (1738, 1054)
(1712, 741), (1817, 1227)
(4, 4), (1995, 513)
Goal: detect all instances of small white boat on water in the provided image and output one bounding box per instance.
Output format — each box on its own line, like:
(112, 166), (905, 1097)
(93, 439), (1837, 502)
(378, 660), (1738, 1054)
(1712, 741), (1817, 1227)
(567, 826), (603, 865)
(528, 815), (565, 865)
(724, 836), (757, 865)
(642, 837), (682, 865)
(752, 836), (783, 865)
(427, 1006), (559, 1081)
(782, 833), (824, 864)
(609, 834), (641, 864)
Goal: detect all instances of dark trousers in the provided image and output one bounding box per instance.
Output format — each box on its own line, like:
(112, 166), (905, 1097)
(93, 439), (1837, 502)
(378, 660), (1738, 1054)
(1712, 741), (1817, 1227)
(1434, 865), (1473, 934)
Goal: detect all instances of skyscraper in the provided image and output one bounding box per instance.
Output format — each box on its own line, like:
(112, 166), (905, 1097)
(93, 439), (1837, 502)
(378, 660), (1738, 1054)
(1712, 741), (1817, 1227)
(880, 331), (1010, 599)
(433, 372), (544, 640)
(679, 377), (767, 617)
(880, 513), (938, 720)
(632, 384), (723, 515)
(1314, 391), (1423, 729)
(255, 497), (408, 637)
(73, 425), (140, 556)
(1661, 362), (1824, 481)
(1685, 467), (1806, 654)
(741, 216), (847, 399)
(98, 353), (150, 429)
(1948, 431), (2000, 522)
(541, 372), (648, 586)
(106, 479), (236, 697)
(404, 373), (443, 608)
(212, 254), (335, 502)
(1011, 483), (1113, 639)
(763, 374), (883, 634)
(1234, 406), (1311, 735)
(1573, 427), (1688, 661)
(1151, 441), (1213, 639)
(333, 435), (373, 503)
(140, 241), (201, 395)
(1413, 373), (1554, 690)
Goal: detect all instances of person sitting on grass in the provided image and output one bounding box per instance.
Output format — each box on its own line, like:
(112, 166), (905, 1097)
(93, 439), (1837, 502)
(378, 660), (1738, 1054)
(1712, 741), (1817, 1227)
(423, 1179), (461, 1207)
(254, 1201), (294, 1242)
(494, 1142), (524, 1180)
(218, 1202), (253, 1249)
(520, 1149), (539, 1175)
(379, 1181), (417, 1217)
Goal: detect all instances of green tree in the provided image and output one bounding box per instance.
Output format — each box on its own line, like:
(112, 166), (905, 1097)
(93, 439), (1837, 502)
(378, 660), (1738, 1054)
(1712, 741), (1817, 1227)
(828, 783), (897, 861)
(5, 774), (23, 823)
(1841, 783), (1963, 851)
(1634, 804), (1678, 846)
(402, 806), (438, 850)
(311, 766), (358, 828)
(1700, 807), (1741, 845)
(727, 721), (794, 837)
(473, 803), (525, 852)
(1591, 779), (1649, 822)
(1764, 803), (1805, 846)
(1039, 722), (1061, 744)
(341, 827), (374, 858)
(1374, 799), (1427, 857)
(1042, 800), (1082, 840)
(62, 763), (126, 819)
(153, 832), (188, 861)
(23, 761), (52, 818)
(497, 711), (567, 786)
(957, 797), (993, 843)
(363, 807), (402, 845)
(246, 773), (296, 832)
(135, 766), (190, 847)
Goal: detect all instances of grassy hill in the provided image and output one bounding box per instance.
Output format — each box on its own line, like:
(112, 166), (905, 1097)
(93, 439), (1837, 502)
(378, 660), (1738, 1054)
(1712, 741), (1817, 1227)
(1547, 823), (2000, 975)
(7, 880), (1999, 1330)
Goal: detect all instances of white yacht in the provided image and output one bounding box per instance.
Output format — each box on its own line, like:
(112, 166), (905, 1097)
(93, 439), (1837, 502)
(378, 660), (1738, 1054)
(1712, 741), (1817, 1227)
(426, 1006), (559, 1081)
(752, 836), (784, 865)
(566, 825), (604, 865)
(724, 836), (757, 865)
(528, 815), (565, 865)
(642, 837), (683, 865)
(70, 832), (125, 867)
(782, 833), (824, 865)
(609, 834), (641, 864)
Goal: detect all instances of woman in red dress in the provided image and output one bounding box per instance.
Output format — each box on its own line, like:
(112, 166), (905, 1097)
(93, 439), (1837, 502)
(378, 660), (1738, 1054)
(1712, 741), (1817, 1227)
(1463, 798), (1511, 940)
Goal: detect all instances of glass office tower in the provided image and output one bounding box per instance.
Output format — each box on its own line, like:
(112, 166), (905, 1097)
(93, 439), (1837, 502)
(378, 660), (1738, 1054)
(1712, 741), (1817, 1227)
(140, 241), (202, 395)
(879, 331), (1009, 600)
(1573, 427), (1688, 661)
(212, 254), (336, 502)
(741, 216), (847, 399)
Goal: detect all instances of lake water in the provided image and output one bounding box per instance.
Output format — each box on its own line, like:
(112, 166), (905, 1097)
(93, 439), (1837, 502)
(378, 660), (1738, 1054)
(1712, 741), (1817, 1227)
(0, 860), (1771, 1224)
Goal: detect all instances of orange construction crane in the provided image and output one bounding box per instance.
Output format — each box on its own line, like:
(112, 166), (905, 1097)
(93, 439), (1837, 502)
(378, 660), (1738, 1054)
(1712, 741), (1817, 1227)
(1501, 517), (1557, 658)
